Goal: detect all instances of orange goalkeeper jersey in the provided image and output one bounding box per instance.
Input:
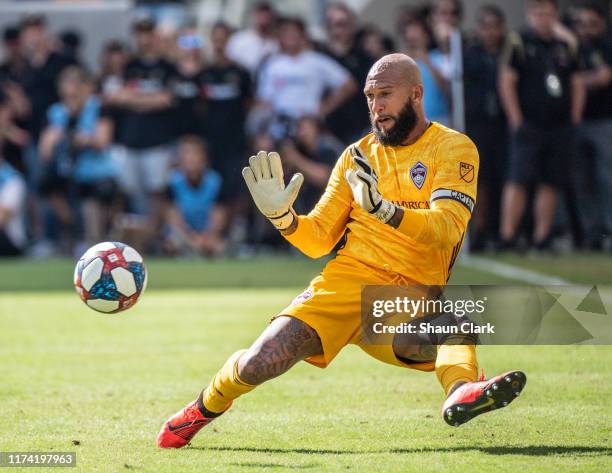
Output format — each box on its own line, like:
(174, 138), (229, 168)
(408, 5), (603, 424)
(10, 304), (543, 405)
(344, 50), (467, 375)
(284, 122), (479, 286)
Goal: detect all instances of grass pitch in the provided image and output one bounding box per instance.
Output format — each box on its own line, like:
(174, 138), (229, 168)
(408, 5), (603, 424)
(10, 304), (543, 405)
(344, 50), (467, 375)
(0, 255), (611, 472)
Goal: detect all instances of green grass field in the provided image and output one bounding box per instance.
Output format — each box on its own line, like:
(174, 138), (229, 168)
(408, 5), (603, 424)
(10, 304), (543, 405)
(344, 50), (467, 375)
(0, 254), (611, 472)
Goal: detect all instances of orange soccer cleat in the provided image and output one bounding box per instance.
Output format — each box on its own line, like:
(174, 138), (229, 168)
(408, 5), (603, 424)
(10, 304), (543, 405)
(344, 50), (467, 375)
(442, 370), (527, 427)
(157, 392), (231, 448)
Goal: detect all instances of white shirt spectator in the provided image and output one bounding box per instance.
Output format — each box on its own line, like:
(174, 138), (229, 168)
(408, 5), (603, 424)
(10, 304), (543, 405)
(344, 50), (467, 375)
(226, 29), (278, 75)
(0, 163), (26, 249)
(257, 50), (351, 119)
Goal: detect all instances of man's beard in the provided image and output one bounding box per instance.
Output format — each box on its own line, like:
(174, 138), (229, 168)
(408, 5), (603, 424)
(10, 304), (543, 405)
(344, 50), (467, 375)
(371, 98), (418, 146)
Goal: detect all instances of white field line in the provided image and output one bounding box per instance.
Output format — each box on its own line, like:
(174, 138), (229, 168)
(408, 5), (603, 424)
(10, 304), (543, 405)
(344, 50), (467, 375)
(459, 255), (570, 285)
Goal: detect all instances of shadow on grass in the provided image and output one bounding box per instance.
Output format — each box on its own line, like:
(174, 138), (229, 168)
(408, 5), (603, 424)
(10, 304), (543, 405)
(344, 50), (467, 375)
(196, 445), (611, 457)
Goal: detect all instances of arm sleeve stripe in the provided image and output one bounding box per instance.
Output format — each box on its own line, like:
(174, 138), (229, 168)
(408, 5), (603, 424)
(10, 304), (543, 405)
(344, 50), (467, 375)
(430, 188), (475, 213)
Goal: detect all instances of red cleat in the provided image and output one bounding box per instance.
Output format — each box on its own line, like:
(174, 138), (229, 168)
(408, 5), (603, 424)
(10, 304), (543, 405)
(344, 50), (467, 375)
(157, 392), (230, 448)
(442, 370), (526, 426)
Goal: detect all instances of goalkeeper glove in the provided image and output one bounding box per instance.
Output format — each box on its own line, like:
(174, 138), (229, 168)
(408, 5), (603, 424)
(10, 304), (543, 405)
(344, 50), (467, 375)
(345, 145), (398, 224)
(242, 150), (304, 231)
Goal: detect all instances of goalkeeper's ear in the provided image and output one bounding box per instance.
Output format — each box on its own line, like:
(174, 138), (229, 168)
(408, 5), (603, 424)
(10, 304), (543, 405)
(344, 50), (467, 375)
(284, 173), (304, 204)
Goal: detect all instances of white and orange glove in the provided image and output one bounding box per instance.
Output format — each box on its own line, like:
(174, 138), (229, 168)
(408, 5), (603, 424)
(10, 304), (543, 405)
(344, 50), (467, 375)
(345, 145), (397, 224)
(242, 150), (304, 231)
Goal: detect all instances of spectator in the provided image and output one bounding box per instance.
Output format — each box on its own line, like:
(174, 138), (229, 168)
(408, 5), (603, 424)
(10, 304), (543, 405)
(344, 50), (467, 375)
(431, 0), (463, 30)
(396, 5), (430, 39)
(0, 27), (30, 174)
(463, 5), (508, 250)
(97, 40), (130, 212)
(226, 2), (278, 75)
(0, 91), (26, 257)
(254, 17), (357, 140)
(164, 135), (226, 256)
(98, 41), (130, 97)
(573, 2), (612, 248)
(498, 0), (585, 250)
(19, 15), (71, 175)
(201, 22), (252, 203)
(58, 30), (83, 66)
(320, 2), (374, 142)
(105, 18), (176, 220)
(402, 19), (451, 125)
(358, 24), (396, 60)
(18, 15), (75, 252)
(172, 31), (206, 137)
(426, 0), (462, 127)
(280, 116), (342, 213)
(38, 66), (117, 251)
(0, 26), (26, 82)
(20, 15), (75, 144)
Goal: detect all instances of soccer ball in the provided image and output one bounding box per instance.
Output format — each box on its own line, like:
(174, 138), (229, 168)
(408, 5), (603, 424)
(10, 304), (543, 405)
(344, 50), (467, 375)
(74, 242), (147, 313)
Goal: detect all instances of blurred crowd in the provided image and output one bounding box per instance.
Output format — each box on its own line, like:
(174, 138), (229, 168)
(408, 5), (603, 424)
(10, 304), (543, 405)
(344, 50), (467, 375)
(0, 0), (610, 258)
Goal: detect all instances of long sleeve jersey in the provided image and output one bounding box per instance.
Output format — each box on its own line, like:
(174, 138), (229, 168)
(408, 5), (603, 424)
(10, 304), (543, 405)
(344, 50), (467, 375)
(284, 122), (480, 286)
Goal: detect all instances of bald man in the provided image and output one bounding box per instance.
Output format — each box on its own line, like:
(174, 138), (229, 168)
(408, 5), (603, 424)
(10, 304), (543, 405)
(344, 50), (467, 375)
(158, 54), (526, 448)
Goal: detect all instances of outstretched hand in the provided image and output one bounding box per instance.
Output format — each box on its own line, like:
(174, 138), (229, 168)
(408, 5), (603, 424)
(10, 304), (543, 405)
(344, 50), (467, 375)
(242, 151), (304, 231)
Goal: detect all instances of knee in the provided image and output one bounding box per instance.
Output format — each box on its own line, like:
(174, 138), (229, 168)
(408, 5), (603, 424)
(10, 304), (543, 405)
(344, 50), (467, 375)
(236, 345), (284, 386)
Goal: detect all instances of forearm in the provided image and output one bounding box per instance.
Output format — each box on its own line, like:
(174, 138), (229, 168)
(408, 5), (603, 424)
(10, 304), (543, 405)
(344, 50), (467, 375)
(0, 208), (11, 226)
(39, 130), (63, 161)
(499, 70), (523, 128)
(423, 58), (451, 94)
(571, 75), (586, 124)
(581, 67), (612, 90)
(393, 205), (468, 248)
(321, 78), (357, 116)
(123, 92), (173, 112)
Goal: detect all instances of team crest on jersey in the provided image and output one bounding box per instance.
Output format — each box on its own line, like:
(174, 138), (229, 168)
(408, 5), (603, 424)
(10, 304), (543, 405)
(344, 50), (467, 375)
(459, 162), (475, 183)
(410, 161), (427, 189)
(291, 288), (314, 306)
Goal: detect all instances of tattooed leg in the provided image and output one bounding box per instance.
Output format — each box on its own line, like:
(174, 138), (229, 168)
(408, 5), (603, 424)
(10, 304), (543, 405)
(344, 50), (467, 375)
(237, 316), (323, 385)
(392, 330), (438, 364)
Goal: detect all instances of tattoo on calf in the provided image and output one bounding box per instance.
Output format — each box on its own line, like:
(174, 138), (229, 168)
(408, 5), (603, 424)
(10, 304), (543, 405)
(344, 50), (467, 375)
(238, 317), (323, 385)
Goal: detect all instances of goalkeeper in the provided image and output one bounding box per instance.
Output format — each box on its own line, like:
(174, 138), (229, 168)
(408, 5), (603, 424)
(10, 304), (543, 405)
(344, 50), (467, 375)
(158, 53), (526, 448)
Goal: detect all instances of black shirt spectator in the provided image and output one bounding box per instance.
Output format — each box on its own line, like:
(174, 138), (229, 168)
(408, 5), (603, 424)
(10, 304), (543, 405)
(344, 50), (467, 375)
(98, 41), (130, 147)
(173, 69), (206, 137)
(0, 26), (25, 82)
(118, 56), (177, 149)
(463, 5), (508, 251)
(201, 65), (251, 159)
(202, 23), (252, 197)
(464, 42), (505, 126)
(171, 33), (206, 137)
(320, 3), (374, 142)
(503, 28), (579, 126)
(21, 51), (74, 140)
(498, 0), (585, 250)
(579, 37), (612, 120)
(19, 15), (75, 140)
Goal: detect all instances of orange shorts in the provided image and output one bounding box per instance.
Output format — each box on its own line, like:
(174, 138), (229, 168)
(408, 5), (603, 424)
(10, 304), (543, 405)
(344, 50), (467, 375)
(277, 254), (436, 372)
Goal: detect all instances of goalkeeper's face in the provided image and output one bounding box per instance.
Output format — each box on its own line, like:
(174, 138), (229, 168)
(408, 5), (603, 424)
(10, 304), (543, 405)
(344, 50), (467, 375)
(369, 95), (418, 147)
(365, 54), (425, 146)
